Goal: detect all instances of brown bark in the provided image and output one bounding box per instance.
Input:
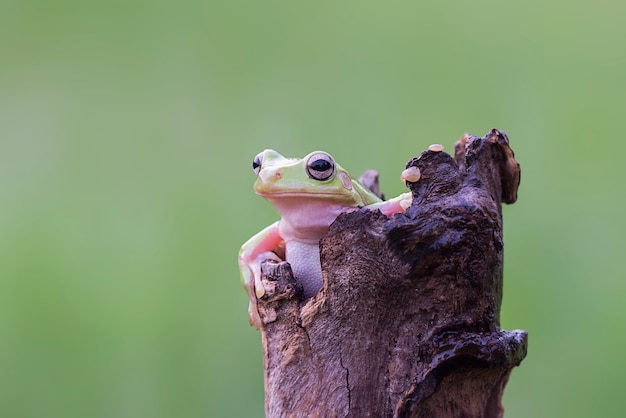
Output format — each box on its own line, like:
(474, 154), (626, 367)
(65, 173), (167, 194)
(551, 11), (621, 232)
(254, 129), (527, 418)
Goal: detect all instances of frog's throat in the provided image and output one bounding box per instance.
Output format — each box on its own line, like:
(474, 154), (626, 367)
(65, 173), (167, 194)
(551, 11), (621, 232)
(264, 196), (349, 229)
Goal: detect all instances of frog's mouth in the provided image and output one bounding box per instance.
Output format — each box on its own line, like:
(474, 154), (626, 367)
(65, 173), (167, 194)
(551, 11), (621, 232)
(256, 190), (344, 196)
(260, 192), (359, 208)
(255, 190), (358, 203)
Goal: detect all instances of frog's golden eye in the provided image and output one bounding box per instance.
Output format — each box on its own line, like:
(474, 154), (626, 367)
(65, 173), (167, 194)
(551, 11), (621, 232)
(306, 152), (335, 181)
(253, 153), (263, 176)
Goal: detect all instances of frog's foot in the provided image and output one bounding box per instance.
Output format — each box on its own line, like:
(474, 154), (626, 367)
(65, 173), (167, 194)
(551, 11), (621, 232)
(249, 251), (283, 298)
(247, 251), (283, 328)
(365, 166), (418, 216)
(366, 191), (413, 217)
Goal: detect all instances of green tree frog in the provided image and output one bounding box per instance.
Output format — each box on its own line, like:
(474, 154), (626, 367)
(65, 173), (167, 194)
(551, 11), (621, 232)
(239, 149), (414, 327)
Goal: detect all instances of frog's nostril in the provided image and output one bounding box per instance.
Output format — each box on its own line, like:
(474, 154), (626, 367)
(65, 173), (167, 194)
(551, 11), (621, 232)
(259, 168), (281, 183)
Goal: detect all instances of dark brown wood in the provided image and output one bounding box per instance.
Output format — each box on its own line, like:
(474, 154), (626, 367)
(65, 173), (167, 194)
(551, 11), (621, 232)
(253, 129), (527, 418)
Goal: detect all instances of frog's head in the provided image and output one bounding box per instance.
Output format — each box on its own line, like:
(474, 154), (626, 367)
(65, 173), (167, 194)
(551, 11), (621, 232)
(251, 149), (380, 207)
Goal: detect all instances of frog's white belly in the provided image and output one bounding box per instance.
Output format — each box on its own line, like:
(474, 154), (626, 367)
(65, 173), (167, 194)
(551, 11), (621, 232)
(285, 240), (323, 299)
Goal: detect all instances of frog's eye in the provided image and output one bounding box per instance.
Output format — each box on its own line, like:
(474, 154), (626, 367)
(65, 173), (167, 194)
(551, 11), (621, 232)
(306, 152), (335, 181)
(252, 153), (263, 176)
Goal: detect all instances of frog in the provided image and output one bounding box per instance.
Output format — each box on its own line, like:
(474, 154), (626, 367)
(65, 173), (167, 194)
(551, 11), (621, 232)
(238, 149), (416, 328)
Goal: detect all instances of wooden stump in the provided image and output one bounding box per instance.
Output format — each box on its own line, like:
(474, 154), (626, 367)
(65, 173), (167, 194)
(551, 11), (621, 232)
(254, 129), (527, 418)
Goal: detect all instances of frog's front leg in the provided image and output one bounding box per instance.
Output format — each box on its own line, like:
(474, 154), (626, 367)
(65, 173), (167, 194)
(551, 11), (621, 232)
(365, 191), (413, 216)
(239, 221), (284, 327)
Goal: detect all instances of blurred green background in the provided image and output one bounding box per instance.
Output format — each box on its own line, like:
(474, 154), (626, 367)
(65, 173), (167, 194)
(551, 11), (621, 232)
(1, 0), (624, 417)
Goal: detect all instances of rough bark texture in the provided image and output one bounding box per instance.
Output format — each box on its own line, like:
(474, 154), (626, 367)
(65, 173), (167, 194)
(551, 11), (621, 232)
(254, 129), (527, 418)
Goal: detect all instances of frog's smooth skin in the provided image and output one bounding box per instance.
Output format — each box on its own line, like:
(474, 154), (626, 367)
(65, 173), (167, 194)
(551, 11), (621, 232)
(239, 149), (412, 328)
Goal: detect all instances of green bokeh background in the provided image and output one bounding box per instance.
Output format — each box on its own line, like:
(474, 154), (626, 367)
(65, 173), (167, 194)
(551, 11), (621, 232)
(1, 1), (624, 417)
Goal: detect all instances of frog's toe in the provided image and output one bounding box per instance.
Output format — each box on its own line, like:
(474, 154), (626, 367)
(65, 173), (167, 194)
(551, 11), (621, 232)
(248, 301), (262, 329)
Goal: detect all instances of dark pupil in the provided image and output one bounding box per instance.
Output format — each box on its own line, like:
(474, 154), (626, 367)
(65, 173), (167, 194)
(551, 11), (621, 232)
(310, 159), (331, 172)
(253, 160), (260, 170)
